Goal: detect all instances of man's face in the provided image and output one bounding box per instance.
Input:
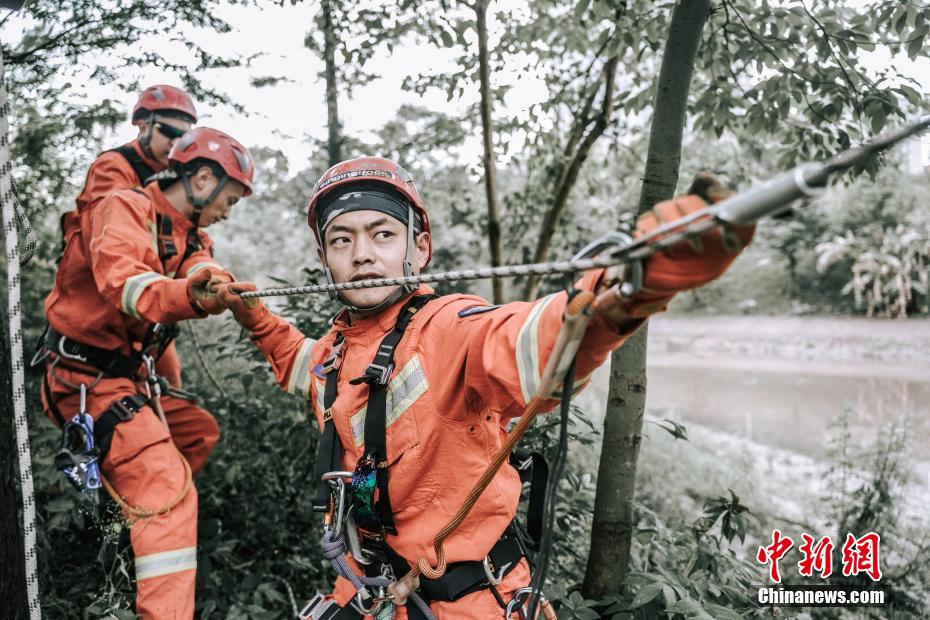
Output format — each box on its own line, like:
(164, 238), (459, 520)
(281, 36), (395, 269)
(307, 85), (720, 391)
(187, 165), (245, 227)
(198, 177), (246, 227)
(139, 115), (192, 166)
(322, 209), (430, 310)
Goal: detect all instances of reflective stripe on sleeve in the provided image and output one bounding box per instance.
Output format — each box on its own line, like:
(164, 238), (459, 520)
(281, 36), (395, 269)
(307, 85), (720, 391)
(185, 261), (223, 277)
(515, 293), (559, 404)
(350, 355), (429, 447)
(121, 271), (169, 319)
(135, 546), (197, 581)
(314, 378), (326, 419)
(285, 338), (317, 398)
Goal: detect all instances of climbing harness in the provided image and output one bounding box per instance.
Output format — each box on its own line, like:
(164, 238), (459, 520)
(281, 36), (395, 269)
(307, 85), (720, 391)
(2, 32), (42, 619)
(308, 295), (438, 619)
(303, 292), (546, 619)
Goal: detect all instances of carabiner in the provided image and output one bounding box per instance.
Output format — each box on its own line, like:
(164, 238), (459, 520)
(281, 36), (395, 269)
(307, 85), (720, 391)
(321, 470), (353, 534)
(482, 555), (511, 586)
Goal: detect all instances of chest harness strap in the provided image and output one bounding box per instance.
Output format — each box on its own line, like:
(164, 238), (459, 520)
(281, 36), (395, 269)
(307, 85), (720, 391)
(110, 144), (156, 187)
(312, 294), (437, 531)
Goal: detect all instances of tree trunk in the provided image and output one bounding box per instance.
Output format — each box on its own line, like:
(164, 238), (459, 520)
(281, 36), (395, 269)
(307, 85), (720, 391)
(583, 0), (710, 598)
(321, 0), (342, 166)
(0, 317), (30, 620)
(475, 0), (504, 304)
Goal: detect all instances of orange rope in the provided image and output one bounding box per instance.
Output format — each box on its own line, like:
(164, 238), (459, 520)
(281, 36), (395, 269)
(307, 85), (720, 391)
(412, 291), (595, 581)
(102, 456), (193, 521)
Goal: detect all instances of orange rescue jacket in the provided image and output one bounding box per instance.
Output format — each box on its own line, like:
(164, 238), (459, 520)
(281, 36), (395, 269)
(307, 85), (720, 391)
(247, 273), (639, 605)
(45, 182), (227, 357)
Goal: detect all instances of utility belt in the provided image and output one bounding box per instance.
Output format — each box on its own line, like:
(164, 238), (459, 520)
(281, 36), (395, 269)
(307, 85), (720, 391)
(299, 523), (526, 620)
(44, 324), (179, 379)
(46, 327), (142, 378)
(374, 522), (524, 603)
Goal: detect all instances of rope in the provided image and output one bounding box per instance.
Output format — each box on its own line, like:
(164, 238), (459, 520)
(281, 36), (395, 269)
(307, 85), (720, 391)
(413, 291), (594, 583)
(101, 455), (193, 521)
(239, 218), (721, 299)
(1, 39), (42, 620)
(321, 528), (435, 619)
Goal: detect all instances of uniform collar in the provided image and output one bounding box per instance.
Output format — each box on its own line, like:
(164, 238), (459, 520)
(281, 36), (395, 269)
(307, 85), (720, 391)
(129, 139), (166, 174)
(333, 284), (435, 339)
(144, 183), (196, 234)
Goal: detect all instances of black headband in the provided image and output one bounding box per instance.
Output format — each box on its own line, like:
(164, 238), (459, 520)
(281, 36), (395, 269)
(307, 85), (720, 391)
(318, 187), (421, 236)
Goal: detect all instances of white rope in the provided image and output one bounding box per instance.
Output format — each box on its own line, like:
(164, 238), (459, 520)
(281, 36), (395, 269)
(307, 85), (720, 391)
(1, 40), (42, 620)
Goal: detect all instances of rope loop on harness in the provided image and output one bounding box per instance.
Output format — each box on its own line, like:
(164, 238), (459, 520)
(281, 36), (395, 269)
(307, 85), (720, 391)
(102, 455), (193, 521)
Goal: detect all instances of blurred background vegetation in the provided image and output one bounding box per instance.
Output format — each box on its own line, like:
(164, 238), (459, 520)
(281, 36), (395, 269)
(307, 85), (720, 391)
(2, 0), (930, 618)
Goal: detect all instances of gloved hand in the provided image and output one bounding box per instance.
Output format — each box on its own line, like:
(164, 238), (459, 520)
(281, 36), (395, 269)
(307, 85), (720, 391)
(215, 282), (268, 330)
(595, 173), (755, 321)
(186, 268), (233, 316)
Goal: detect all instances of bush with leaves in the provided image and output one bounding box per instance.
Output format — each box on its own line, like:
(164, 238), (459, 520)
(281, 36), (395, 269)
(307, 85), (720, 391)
(815, 222), (930, 318)
(820, 407), (930, 617)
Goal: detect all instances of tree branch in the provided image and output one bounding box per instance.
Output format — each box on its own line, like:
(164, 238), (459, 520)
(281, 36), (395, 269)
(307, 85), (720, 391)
(523, 54), (619, 299)
(5, 17), (98, 65)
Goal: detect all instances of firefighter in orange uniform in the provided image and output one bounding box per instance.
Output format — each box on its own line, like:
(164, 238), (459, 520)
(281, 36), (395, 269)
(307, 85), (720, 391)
(41, 127), (254, 619)
(63, 84), (199, 387)
(217, 157), (753, 619)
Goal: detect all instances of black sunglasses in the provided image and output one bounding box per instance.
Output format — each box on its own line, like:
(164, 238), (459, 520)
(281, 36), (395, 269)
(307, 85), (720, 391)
(155, 122), (187, 141)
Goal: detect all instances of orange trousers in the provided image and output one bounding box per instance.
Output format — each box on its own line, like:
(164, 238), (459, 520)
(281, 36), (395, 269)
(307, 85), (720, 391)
(43, 360), (219, 619)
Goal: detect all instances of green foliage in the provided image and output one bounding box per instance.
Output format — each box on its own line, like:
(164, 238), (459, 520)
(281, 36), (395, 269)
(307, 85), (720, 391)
(699, 0), (930, 169)
(595, 499), (764, 619)
(822, 407), (930, 616)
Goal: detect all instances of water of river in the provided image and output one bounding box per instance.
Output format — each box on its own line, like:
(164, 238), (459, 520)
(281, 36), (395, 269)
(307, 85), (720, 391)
(644, 316), (930, 483)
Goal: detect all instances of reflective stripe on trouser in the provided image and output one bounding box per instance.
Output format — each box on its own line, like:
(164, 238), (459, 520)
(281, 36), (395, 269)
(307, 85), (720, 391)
(43, 368), (200, 620)
(136, 546), (197, 580)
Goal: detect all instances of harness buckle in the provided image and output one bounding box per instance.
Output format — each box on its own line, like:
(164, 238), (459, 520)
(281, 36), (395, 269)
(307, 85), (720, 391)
(514, 454), (533, 472)
(296, 593), (340, 620)
(108, 398), (139, 422)
(362, 362), (393, 385)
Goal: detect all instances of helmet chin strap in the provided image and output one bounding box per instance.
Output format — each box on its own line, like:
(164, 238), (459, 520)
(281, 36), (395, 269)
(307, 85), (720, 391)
(138, 115), (157, 160)
(179, 168), (228, 227)
(324, 205), (420, 317)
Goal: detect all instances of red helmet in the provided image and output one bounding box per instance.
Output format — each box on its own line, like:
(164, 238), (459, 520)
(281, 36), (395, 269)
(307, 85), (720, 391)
(169, 127), (253, 196)
(132, 85), (198, 123)
(307, 156), (431, 263)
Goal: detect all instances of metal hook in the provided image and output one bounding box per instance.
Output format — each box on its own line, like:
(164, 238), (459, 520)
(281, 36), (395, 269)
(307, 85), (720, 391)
(57, 336), (88, 363)
(321, 471), (353, 534)
(482, 556), (511, 586)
